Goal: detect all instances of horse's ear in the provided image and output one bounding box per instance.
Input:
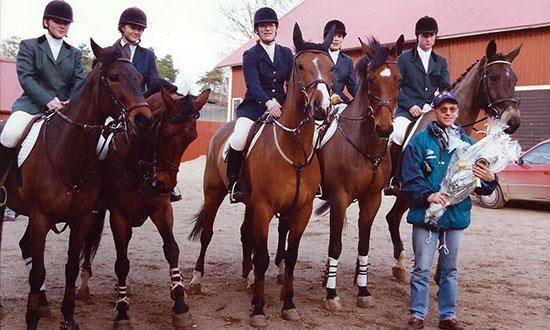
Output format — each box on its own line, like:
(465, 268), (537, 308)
(486, 40), (497, 59)
(90, 38), (106, 61)
(505, 43), (522, 63)
(293, 22), (304, 51)
(192, 89), (210, 114)
(322, 25), (336, 50)
(120, 45), (131, 61)
(359, 37), (373, 61)
(391, 34), (405, 57)
(160, 84), (177, 111)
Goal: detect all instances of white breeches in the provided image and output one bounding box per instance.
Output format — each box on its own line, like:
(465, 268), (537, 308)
(390, 116), (412, 146)
(1, 111), (35, 148)
(227, 117), (255, 151)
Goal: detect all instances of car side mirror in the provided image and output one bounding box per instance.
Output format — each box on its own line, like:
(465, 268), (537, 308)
(517, 158), (524, 165)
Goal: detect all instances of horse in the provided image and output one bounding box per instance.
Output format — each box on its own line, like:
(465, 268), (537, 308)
(187, 23), (335, 328)
(74, 81), (210, 329)
(385, 39), (522, 282)
(299, 35), (404, 311)
(0, 40), (152, 330)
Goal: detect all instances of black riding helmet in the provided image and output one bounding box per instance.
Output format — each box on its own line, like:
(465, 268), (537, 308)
(415, 16), (438, 36)
(253, 7), (278, 30)
(323, 20), (346, 38)
(118, 7), (147, 32)
(42, 0), (73, 28)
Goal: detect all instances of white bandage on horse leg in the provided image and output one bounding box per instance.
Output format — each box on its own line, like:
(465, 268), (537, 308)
(357, 255), (369, 287)
(325, 257), (339, 289)
(189, 269), (202, 286)
(0, 111), (35, 147)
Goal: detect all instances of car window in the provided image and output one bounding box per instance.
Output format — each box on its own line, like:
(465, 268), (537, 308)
(522, 143), (550, 164)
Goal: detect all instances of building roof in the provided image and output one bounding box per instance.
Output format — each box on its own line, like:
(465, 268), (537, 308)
(0, 59), (22, 113)
(217, 0), (550, 68)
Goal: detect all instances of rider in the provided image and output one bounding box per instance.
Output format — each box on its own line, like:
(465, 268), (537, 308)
(385, 16), (451, 196)
(226, 7), (294, 203)
(0, 0), (84, 191)
(323, 19), (357, 105)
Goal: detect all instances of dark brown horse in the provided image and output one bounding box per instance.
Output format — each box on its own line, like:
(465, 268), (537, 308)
(75, 82), (209, 329)
(307, 35), (404, 311)
(188, 23), (334, 328)
(0, 40), (152, 330)
(386, 40), (522, 282)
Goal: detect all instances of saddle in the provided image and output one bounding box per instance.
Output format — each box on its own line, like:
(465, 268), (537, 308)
(0, 115), (44, 168)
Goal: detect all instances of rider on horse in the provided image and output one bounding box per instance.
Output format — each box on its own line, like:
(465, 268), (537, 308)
(0, 0), (84, 186)
(385, 16), (451, 196)
(226, 7), (294, 203)
(323, 19), (357, 105)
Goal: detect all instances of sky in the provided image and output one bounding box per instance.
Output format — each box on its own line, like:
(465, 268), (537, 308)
(0, 0), (246, 94)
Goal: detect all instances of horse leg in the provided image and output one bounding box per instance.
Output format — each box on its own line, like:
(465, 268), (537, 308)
(322, 195), (348, 311)
(249, 204), (272, 328)
(150, 202), (193, 329)
(274, 214), (289, 285)
(19, 223), (51, 317)
(60, 214), (94, 330)
(189, 186), (225, 294)
(386, 194), (410, 282)
(241, 206), (254, 290)
(280, 204), (313, 322)
(355, 193), (382, 308)
(110, 211), (133, 328)
(25, 214), (49, 330)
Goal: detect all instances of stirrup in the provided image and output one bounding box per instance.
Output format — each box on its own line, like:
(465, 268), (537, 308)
(0, 186), (6, 207)
(229, 182), (244, 204)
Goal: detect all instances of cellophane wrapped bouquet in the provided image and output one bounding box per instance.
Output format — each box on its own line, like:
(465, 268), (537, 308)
(424, 119), (521, 226)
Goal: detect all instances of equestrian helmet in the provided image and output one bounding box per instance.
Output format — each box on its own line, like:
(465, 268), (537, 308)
(43, 0), (73, 24)
(119, 7), (147, 29)
(253, 7), (278, 29)
(415, 16), (438, 36)
(323, 20), (346, 38)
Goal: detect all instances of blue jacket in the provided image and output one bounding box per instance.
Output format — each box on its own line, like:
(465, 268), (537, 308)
(331, 52), (357, 103)
(395, 47), (451, 121)
(235, 42), (294, 121)
(131, 44), (159, 93)
(12, 35), (84, 115)
(401, 122), (498, 230)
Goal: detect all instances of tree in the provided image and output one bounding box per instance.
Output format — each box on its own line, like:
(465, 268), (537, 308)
(196, 67), (227, 105)
(78, 43), (94, 76)
(151, 49), (179, 83)
(1, 36), (21, 60)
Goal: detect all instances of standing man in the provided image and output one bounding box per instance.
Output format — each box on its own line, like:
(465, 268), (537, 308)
(323, 19), (357, 105)
(385, 16), (451, 196)
(401, 91), (498, 330)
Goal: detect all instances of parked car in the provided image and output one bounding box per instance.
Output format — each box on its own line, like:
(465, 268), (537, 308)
(478, 138), (550, 208)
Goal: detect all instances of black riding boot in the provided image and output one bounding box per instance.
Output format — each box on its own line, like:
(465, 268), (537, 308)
(384, 142), (402, 196)
(227, 147), (245, 204)
(0, 144), (17, 205)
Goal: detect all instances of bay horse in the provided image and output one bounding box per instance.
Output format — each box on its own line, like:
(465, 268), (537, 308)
(0, 40), (152, 330)
(188, 23), (335, 328)
(308, 35), (404, 311)
(386, 39), (522, 282)
(75, 81), (210, 329)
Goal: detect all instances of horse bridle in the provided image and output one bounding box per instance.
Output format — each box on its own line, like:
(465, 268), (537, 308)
(480, 59), (520, 119)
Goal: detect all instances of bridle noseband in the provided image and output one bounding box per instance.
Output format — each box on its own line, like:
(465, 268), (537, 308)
(480, 59), (520, 119)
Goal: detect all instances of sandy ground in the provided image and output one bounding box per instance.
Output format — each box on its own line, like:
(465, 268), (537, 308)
(1, 156), (549, 329)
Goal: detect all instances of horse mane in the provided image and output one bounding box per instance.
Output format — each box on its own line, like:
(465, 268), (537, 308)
(143, 78), (179, 98)
(366, 37), (390, 70)
(294, 40), (329, 53)
(452, 59), (481, 88)
(452, 51), (510, 88)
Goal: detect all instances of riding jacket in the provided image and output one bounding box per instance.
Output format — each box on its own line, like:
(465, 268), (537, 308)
(117, 38), (160, 92)
(235, 41), (294, 121)
(330, 51), (357, 103)
(401, 122), (498, 230)
(12, 35), (84, 115)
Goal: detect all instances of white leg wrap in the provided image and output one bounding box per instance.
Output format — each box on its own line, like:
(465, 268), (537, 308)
(227, 117), (254, 151)
(0, 111), (35, 147)
(325, 257), (338, 289)
(357, 255), (369, 287)
(189, 269), (202, 286)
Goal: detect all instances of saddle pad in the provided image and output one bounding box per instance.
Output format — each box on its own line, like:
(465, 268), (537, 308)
(402, 111), (428, 150)
(222, 123), (266, 161)
(17, 120), (44, 168)
(316, 103), (347, 150)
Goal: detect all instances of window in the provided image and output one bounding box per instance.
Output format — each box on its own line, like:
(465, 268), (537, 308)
(522, 143), (550, 164)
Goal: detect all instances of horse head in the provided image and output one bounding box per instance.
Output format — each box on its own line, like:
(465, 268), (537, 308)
(90, 39), (152, 135)
(358, 35), (404, 138)
(292, 23), (334, 121)
(480, 40), (522, 133)
(144, 82), (210, 194)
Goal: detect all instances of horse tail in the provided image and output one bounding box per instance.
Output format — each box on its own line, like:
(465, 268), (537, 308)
(79, 205), (107, 267)
(314, 200), (331, 216)
(188, 205), (205, 240)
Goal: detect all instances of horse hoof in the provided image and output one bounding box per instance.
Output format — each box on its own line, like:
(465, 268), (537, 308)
(75, 287), (91, 301)
(249, 314), (268, 328)
(276, 274), (284, 285)
(39, 305), (52, 318)
(187, 283), (201, 295)
(392, 266), (408, 282)
(112, 319), (132, 330)
(356, 295), (375, 308)
(172, 311), (193, 329)
(281, 308), (300, 321)
(60, 320), (80, 330)
(322, 297), (342, 311)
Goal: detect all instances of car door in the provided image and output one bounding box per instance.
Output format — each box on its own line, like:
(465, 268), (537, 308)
(506, 142), (550, 202)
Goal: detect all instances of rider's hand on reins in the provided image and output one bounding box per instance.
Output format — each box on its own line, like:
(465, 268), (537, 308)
(408, 105), (422, 117)
(266, 98), (282, 118)
(47, 98), (64, 111)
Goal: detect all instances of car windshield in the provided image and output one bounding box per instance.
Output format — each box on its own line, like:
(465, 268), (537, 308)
(522, 142), (550, 164)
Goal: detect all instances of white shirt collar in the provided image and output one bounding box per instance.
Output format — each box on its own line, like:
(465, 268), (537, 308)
(417, 46), (432, 72)
(45, 32), (64, 61)
(260, 41), (275, 63)
(329, 49), (340, 65)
